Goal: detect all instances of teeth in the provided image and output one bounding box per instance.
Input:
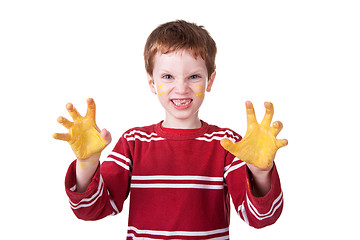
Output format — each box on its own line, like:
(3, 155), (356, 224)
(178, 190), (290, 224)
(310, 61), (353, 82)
(172, 99), (192, 106)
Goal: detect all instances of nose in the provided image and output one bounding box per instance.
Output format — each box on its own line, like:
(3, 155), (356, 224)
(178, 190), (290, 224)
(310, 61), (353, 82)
(174, 79), (189, 94)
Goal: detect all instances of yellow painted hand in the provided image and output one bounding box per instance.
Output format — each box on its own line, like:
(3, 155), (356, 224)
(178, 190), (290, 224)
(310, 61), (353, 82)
(53, 98), (107, 160)
(220, 101), (288, 170)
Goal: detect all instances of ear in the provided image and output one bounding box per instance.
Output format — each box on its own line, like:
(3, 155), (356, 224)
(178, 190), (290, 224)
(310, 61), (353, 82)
(206, 71), (216, 92)
(148, 74), (157, 94)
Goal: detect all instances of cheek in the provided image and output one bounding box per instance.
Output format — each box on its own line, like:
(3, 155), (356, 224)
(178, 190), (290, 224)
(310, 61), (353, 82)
(156, 84), (165, 96)
(195, 84), (205, 99)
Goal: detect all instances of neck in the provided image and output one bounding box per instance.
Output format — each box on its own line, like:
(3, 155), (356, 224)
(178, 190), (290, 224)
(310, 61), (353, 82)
(162, 113), (202, 129)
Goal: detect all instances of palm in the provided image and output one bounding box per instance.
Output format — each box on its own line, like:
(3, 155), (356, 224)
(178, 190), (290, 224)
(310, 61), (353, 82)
(221, 101), (288, 170)
(53, 98), (106, 160)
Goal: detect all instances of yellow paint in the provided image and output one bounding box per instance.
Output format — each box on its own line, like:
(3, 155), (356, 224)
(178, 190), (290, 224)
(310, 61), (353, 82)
(195, 91), (204, 98)
(53, 99), (107, 160)
(79, 162), (86, 169)
(78, 156), (99, 169)
(195, 85), (205, 91)
(195, 84), (205, 98)
(69, 122), (106, 160)
(156, 84), (164, 91)
(220, 102), (288, 170)
(156, 84), (165, 96)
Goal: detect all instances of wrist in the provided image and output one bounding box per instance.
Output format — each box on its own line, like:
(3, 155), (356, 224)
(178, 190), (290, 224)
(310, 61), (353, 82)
(76, 152), (101, 169)
(247, 163), (273, 197)
(246, 162), (272, 177)
(75, 153), (101, 193)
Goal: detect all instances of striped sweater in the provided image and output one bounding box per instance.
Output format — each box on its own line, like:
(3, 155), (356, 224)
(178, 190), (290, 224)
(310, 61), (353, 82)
(65, 121), (283, 239)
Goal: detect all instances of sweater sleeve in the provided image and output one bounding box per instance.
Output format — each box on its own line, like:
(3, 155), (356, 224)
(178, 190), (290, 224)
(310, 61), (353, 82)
(65, 134), (132, 221)
(224, 153), (283, 228)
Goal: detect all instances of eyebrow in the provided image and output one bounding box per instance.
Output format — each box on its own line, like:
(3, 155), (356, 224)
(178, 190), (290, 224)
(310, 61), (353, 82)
(157, 68), (206, 75)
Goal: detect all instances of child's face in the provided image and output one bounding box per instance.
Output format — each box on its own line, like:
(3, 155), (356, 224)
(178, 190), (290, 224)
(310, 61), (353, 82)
(148, 49), (215, 127)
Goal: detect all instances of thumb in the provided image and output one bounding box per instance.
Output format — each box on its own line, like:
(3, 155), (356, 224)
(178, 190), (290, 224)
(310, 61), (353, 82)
(100, 128), (112, 145)
(276, 139), (288, 149)
(220, 138), (235, 152)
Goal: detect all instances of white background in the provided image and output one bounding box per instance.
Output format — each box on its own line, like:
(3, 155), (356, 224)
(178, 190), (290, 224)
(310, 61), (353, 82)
(1, 0), (359, 239)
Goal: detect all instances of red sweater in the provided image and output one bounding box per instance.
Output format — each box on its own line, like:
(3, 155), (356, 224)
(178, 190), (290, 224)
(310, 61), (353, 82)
(65, 121), (283, 239)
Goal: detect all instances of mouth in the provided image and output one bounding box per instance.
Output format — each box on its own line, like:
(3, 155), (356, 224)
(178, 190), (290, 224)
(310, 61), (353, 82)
(171, 98), (193, 109)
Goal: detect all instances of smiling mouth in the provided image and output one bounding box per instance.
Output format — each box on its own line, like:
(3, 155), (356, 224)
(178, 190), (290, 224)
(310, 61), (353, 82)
(171, 98), (193, 106)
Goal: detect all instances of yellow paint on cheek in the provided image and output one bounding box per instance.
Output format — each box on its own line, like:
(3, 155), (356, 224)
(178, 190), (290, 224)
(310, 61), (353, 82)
(156, 84), (165, 96)
(196, 85), (205, 91)
(195, 85), (205, 98)
(157, 84), (163, 91)
(195, 92), (205, 98)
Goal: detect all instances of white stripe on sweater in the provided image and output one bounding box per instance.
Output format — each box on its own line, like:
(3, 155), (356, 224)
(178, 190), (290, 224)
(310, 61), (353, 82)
(202, 130), (240, 139)
(224, 157), (241, 172)
(224, 162), (246, 178)
(195, 135), (237, 143)
(105, 152), (132, 171)
(131, 175), (224, 190)
(238, 201), (249, 225)
(131, 183), (224, 190)
(109, 151), (132, 165)
(127, 233), (230, 240)
(195, 130), (240, 143)
(124, 130), (159, 138)
(246, 191), (283, 220)
(105, 157), (130, 170)
(126, 135), (165, 142)
(127, 226), (229, 237)
(69, 175), (104, 209)
(132, 175), (223, 182)
(124, 130), (165, 142)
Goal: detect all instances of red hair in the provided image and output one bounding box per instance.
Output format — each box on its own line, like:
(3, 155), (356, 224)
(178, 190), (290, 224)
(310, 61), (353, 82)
(144, 20), (217, 78)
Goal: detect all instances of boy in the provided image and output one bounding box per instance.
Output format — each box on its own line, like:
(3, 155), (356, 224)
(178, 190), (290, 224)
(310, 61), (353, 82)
(53, 20), (288, 239)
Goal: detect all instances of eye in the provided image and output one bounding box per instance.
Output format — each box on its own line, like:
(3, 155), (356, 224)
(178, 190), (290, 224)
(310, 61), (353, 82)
(189, 74), (201, 80)
(162, 74), (173, 80)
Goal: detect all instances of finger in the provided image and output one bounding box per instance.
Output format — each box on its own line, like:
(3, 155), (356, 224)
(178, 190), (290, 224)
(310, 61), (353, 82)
(66, 103), (81, 120)
(245, 101), (258, 127)
(261, 102), (274, 127)
(276, 139), (288, 149)
(57, 116), (73, 129)
(270, 121), (283, 137)
(52, 133), (71, 141)
(100, 128), (112, 145)
(220, 138), (236, 152)
(85, 98), (96, 121)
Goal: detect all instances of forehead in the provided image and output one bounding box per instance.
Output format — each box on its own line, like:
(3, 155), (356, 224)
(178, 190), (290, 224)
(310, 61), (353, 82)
(153, 49), (207, 73)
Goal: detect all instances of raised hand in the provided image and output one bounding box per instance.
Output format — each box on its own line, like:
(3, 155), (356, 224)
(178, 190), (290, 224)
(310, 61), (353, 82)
(220, 101), (288, 170)
(53, 98), (108, 160)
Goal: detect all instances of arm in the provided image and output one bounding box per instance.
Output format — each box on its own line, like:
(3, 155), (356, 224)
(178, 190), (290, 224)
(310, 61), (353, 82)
(246, 164), (272, 197)
(224, 154), (283, 228)
(222, 101), (287, 228)
(64, 137), (132, 221)
(74, 128), (112, 193)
